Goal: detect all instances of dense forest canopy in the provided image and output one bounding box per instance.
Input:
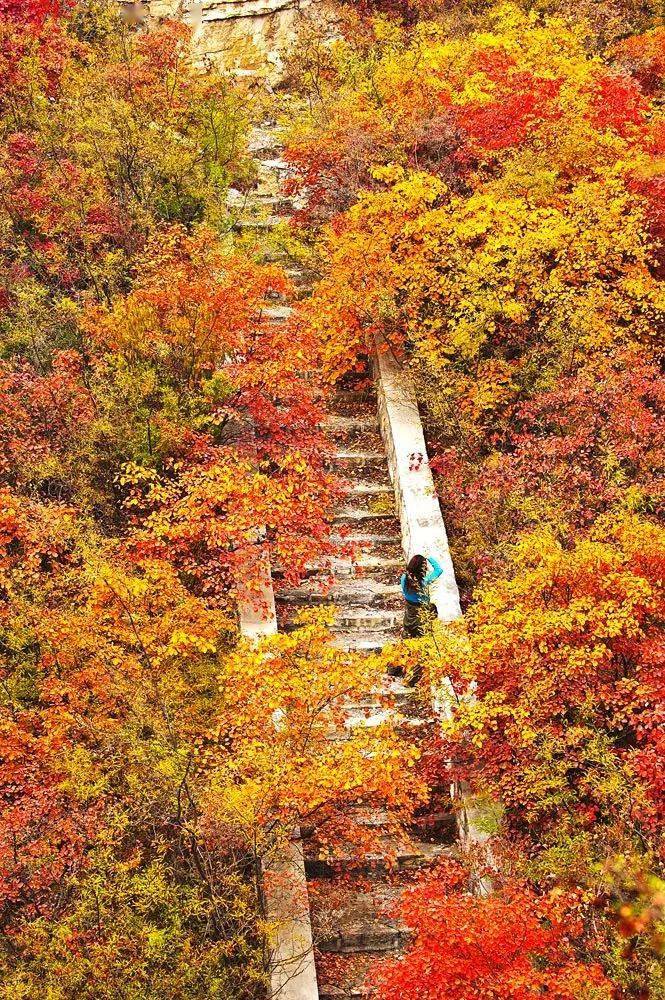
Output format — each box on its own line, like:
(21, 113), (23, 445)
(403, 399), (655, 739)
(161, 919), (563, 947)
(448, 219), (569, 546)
(283, 3), (664, 993)
(0, 0), (662, 997)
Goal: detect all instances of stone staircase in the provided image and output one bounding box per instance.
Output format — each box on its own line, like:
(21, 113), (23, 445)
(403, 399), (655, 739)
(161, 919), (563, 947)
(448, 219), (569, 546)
(278, 386), (405, 653)
(238, 120), (458, 1000)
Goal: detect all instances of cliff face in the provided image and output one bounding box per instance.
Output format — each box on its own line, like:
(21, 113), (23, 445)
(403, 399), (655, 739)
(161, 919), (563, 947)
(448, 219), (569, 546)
(120, 0), (320, 79)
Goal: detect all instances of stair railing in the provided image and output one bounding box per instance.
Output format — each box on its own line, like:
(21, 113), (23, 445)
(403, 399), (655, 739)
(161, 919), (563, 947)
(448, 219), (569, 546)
(237, 539), (321, 999)
(372, 332), (494, 877)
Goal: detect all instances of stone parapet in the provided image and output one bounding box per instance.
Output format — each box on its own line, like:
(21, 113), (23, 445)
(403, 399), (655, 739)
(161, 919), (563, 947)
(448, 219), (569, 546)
(372, 333), (462, 624)
(237, 548), (319, 998)
(372, 333), (495, 871)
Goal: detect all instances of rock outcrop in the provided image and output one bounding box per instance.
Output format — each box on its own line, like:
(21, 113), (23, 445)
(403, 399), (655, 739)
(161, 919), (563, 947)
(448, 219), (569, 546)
(119, 0), (321, 80)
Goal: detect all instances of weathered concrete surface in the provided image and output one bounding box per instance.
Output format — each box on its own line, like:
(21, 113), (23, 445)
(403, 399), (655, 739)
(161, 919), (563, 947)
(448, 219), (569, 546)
(373, 332), (462, 624)
(236, 542), (278, 640)
(264, 837), (321, 1000)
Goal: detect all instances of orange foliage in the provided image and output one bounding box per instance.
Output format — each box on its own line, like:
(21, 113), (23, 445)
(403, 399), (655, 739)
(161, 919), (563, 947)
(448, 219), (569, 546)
(371, 863), (612, 1000)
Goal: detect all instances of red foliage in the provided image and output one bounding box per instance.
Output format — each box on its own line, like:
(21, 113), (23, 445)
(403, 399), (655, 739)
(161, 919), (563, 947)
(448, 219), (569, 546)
(371, 863), (612, 999)
(590, 71), (648, 134)
(457, 72), (563, 151)
(0, 0), (72, 106)
(0, 492), (99, 922)
(617, 26), (665, 95)
(628, 118), (665, 277)
(0, 0), (65, 26)
(0, 720), (95, 922)
(620, 545), (665, 840)
(0, 128), (131, 290)
(104, 21), (194, 110)
(0, 353), (95, 485)
(432, 351), (665, 583)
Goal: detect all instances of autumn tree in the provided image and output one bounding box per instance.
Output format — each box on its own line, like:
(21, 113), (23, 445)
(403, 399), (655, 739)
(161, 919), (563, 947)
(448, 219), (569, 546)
(286, 4), (664, 582)
(0, 487), (424, 996)
(87, 227), (337, 597)
(285, 5), (664, 996)
(0, 10), (252, 313)
(413, 516), (664, 994)
(371, 862), (613, 1000)
(0, 0), (376, 993)
(0, 0), (337, 593)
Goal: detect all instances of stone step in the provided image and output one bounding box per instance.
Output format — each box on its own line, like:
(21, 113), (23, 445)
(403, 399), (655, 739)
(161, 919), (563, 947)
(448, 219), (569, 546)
(318, 923), (407, 955)
(339, 490), (394, 517)
(332, 386), (376, 403)
(284, 264), (318, 283)
(233, 214), (288, 231)
(313, 884), (410, 955)
(284, 574), (400, 598)
(299, 559), (401, 584)
(316, 953), (379, 1000)
(339, 702), (392, 723)
(252, 174), (283, 198)
(343, 690), (386, 707)
(397, 714), (439, 733)
(331, 465), (386, 482)
(348, 807), (392, 828)
(275, 593), (402, 624)
(335, 608), (400, 630)
(331, 449), (385, 462)
(325, 417), (381, 435)
(330, 457), (387, 477)
(409, 809), (458, 845)
(345, 482), (393, 497)
(323, 414), (379, 431)
(343, 705), (394, 731)
(334, 507), (395, 524)
(329, 395), (377, 418)
(305, 841), (454, 879)
(262, 304), (293, 321)
(226, 187), (250, 209)
(250, 192), (298, 211)
(331, 531), (403, 547)
(326, 427), (384, 453)
(248, 133), (283, 159)
(258, 156), (290, 174)
(381, 678), (417, 707)
(325, 705), (396, 741)
(344, 692), (388, 718)
(332, 633), (396, 652)
(282, 609), (398, 635)
(277, 596), (401, 616)
(327, 555), (403, 578)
